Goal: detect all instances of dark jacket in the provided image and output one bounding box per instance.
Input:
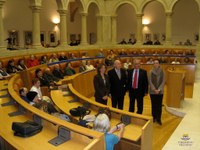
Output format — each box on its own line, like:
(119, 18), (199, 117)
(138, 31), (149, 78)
(127, 68), (148, 96)
(93, 74), (110, 99)
(108, 68), (127, 97)
(52, 69), (64, 79)
(38, 76), (50, 87)
(43, 72), (59, 83)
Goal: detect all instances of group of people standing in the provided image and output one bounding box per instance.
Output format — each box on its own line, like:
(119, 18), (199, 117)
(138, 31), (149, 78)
(93, 59), (165, 125)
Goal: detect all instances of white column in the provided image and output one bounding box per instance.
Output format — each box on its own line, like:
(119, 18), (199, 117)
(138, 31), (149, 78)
(111, 15), (117, 44)
(58, 9), (68, 47)
(165, 12), (172, 45)
(96, 14), (102, 45)
(136, 13), (143, 45)
(31, 6), (42, 48)
(80, 12), (88, 45)
(0, 0), (5, 50)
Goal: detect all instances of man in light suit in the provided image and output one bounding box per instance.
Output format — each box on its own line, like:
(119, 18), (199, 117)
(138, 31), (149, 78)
(108, 60), (127, 110)
(127, 59), (148, 114)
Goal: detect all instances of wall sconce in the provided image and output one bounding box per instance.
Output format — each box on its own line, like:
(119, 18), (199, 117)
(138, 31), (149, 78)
(142, 19), (150, 25)
(52, 18), (60, 25)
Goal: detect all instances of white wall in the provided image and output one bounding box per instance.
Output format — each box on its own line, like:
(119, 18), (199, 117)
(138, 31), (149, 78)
(2, 0), (200, 47)
(116, 4), (136, 43)
(172, 0), (200, 45)
(3, 0), (32, 47)
(87, 3), (97, 44)
(68, 8), (81, 43)
(143, 1), (166, 43)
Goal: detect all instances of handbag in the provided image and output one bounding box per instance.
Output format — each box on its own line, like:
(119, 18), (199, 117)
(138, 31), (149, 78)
(12, 120), (43, 137)
(69, 106), (91, 118)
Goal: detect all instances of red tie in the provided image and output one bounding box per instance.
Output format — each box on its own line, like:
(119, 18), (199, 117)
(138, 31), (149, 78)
(133, 69), (138, 89)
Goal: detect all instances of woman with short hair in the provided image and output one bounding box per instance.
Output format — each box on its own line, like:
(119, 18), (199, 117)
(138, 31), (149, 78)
(93, 64), (110, 105)
(93, 114), (125, 150)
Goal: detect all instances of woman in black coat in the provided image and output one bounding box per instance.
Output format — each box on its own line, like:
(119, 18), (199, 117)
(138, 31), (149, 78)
(93, 64), (110, 105)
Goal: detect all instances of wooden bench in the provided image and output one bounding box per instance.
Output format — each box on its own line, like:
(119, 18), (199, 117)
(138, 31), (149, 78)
(1, 75), (105, 150)
(51, 70), (153, 150)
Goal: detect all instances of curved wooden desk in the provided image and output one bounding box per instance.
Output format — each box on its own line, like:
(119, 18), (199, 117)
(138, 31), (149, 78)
(51, 70), (153, 150)
(1, 74), (105, 150)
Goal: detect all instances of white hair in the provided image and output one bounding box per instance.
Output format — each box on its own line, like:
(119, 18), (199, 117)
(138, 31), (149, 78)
(93, 114), (110, 133)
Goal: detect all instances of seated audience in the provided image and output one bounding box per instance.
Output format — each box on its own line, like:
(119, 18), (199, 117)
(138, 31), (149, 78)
(164, 50), (170, 55)
(30, 78), (43, 101)
(183, 57), (190, 64)
(140, 49), (146, 55)
(146, 58), (154, 64)
(19, 87), (29, 103)
(96, 49), (105, 57)
(105, 50), (117, 66)
(171, 58), (181, 64)
(154, 39), (161, 45)
(93, 114), (125, 150)
(144, 39), (153, 45)
(52, 64), (64, 79)
(35, 68), (50, 87)
(86, 60), (95, 71)
(18, 59), (27, 70)
(0, 61), (10, 79)
(64, 62), (76, 76)
(59, 52), (68, 61)
(49, 53), (59, 63)
(119, 49), (127, 56)
(94, 59), (104, 68)
(159, 57), (168, 64)
(35, 101), (71, 122)
(123, 58), (132, 70)
(186, 50), (194, 56)
(69, 39), (78, 46)
(69, 53), (77, 59)
(27, 91), (40, 106)
(82, 52), (89, 59)
(40, 55), (48, 64)
(184, 39), (192, 46)
(7, 59), (21, 73)
(132, 38), (137, 44)
(27, 55), (39, 68)
(43, 67), (59, 84)
(127, 38), (133, 44)
(119, 38), (127, 44)
(79, 62), (87, 73)
(30, 78), (51, 103)
(82, 52), (89, 65)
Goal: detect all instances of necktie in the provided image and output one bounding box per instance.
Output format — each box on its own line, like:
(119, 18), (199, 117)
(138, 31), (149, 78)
(133, 69), (138, 89)
(117, 70), (121, 79)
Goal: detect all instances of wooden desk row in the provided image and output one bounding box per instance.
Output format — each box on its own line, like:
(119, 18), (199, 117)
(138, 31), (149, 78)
(1, 58), (195, 149)
(51, 70), (153, 150)
(0, 74), (105, 150)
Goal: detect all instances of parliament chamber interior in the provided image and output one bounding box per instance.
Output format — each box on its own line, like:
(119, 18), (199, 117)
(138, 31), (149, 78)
(0, 0), (200, 150)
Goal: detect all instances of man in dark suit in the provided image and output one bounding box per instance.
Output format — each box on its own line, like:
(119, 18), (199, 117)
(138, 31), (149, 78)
(108, 60), (127, 110)
(127, 59), (148, 114)
(52, 64), (64, 79)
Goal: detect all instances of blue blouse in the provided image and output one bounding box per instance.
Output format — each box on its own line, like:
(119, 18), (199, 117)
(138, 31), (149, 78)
(105, 133), (119, 150)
